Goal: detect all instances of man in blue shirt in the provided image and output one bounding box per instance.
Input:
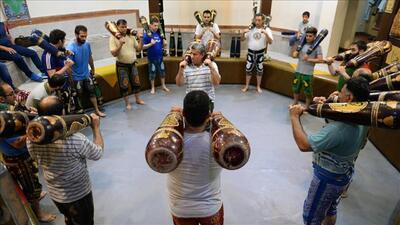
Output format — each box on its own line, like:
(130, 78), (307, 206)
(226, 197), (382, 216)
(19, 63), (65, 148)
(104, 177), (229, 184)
(0, 21), (45, 82)
(289, 77), (370, 225)
(42, 29), (77, 113)
(0, 82), (56, 222)
(142, 16), (170, 94)
(67, 25), (106, 117)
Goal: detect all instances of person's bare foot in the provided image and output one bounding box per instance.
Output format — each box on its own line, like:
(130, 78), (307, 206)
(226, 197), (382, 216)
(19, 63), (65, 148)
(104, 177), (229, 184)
(150, 88), (155, 95)
(257, 87), (263, 93)
(125, 104), (132, 111)
(37, 212), (56, 223)
(96, 111), (106, 117)
(136, 99), (145, 105)
(241, 87), (248, 92)
(162, 86), (170, 92)
(39, 191), (47, 201)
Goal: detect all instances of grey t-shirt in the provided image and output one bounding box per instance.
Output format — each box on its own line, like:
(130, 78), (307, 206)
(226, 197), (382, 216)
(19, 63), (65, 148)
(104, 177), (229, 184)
(296, 43), (322, 75)
(298, 21), (310, 35)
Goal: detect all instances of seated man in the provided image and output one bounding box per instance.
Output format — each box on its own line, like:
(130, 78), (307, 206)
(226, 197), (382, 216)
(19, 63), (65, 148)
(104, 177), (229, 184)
(42, 29), (74, 78)
(0, 82), (56, 222)
(25, 73), (66, 109)
(289, 11), (311, 56)
(41, 29), (77, 114)
(0, 21), (45, 82)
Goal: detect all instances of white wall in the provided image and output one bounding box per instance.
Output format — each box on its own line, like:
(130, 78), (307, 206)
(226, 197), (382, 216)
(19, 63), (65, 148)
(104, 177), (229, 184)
(320, 0), (347, 56)
(8, 0), (253, 26)
(25, 0), (148, 18)
(270, 0), (323, 31)
(1, 0), (348, 56)
(163, 0), (254, 26)
(271, 0), (348, 56)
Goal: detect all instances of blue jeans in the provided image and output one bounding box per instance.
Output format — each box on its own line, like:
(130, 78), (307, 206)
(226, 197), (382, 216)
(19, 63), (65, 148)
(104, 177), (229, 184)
(0, 43), (46, 77)
(289, 35), (299, 46)
(148, 59), (165, 81)
(0, 62), (15, 89)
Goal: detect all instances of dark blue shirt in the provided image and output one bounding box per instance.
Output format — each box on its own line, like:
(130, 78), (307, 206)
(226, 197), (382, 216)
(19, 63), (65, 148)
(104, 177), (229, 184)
(143, 31), (163, 61)
(42, 50), (65, 72)
(0, 137), (29, 157)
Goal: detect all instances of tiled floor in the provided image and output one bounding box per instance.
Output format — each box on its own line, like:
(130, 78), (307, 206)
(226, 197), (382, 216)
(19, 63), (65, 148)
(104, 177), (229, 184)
(38, 85), (400, 225)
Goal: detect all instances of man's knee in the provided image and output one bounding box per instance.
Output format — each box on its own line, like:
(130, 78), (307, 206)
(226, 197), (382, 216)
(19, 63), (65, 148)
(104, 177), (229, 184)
(10, 53), (25, 62)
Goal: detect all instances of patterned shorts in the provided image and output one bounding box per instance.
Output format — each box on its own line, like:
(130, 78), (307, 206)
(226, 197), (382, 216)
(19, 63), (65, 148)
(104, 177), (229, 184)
(246, 49), (265, 75)
(116, 62), (141, 96)
(293, 72), (313, 96)
(2, 152), (42, 202)
(303, 165), (352, 225)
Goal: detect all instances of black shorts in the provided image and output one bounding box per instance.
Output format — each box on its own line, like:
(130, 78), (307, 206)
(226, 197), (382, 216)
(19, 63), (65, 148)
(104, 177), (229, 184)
(245, 48), (265, 75)
(73, 77), (96, 97)
(116, 61), (141, 96)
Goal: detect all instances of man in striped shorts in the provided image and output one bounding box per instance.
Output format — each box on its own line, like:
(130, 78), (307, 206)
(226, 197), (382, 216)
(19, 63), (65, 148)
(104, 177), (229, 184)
(176, 42), (221, 111)
(27, 96), (104, 225)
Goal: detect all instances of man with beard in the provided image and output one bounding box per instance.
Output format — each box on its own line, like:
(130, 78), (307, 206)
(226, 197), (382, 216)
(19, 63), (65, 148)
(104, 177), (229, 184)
(109, 19), (145, 110)
(0, 82), (56, 223)
(325, 40), (369, 91)
(194, 10), (221, 46)
(67, 25), (106, 117)
(241, 13), (273, 93)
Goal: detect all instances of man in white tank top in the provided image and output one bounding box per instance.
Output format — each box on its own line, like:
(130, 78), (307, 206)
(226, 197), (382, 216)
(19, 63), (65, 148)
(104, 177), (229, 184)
(167, 90), (223, 225)
(241, 13), (273, 93)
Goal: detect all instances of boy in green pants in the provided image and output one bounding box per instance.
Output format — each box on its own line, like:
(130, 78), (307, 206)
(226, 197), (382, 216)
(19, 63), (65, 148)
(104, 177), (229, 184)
(292, 26), (324, 108)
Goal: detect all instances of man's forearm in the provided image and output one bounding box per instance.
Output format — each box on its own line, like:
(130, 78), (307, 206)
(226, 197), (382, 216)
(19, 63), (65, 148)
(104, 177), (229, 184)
(308, 58), (325, 63)
(89, 56), (95, 72)
(176, 69), (185, 86)
(328, 64), (337, 76)
(92, 127), (104, 149)
(142, 43), (153, 50)
(210, 66), (221, 85)
(290, 116), (311, 152)
(111, 44), (123, 57)
(136, 39), (143, 51)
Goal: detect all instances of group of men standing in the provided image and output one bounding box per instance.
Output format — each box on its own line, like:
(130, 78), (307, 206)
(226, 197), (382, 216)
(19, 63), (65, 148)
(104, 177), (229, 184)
(0, 8), (376, 225)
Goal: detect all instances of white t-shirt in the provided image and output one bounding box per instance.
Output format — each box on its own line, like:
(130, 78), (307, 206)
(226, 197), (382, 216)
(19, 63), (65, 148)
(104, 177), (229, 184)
(167, 131), (222, 218)
(195, 23), (220, 46)
(245, 27), (273, 51)
(25, 82), (51, 109)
